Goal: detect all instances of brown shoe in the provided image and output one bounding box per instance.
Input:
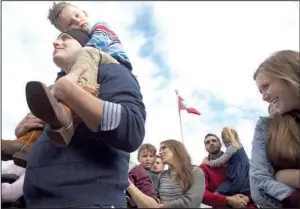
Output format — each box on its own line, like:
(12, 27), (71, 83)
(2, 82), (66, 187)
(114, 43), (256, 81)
(25, 81), (74, 147)
(13, 151), (30, 168)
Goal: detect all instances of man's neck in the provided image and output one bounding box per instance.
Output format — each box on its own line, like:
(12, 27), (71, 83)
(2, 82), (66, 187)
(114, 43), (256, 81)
(208, 151), (223, 160)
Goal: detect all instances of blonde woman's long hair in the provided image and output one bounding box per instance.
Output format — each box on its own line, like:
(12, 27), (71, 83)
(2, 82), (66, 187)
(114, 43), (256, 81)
(253, 50), (300, 171)
(253, 50), (300, 99)
(266, 110), (300, 171)
(221, 127), (242, 149)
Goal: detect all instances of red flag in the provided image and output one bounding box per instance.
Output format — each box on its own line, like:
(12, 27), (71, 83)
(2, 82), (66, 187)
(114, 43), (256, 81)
(178, 95), (201, 115)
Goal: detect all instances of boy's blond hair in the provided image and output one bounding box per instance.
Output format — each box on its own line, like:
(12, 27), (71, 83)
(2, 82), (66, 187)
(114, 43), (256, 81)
(137, 144), (156, 159)
(48, 1), (76, 31)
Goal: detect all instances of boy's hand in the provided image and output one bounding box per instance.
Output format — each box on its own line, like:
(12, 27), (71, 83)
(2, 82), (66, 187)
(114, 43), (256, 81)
(52, 73), (79, 100)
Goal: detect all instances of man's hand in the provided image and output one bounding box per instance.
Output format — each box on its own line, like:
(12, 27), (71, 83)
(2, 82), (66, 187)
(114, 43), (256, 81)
(226, 194), (248, 208)
(15, 113), (44, 138)
(240, 195), (250, 205)
(60, 73), (80, 84)
(158, 204), (165, 208)
(52, 76), (76, 102)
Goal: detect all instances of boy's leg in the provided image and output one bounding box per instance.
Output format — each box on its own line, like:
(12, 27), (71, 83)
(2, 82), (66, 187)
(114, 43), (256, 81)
(46, 50), (118, 146)
(50, 49), (119, 132)
(71, 47), (119, 96)
(25, 49), (119, 147)
(26, 81), (75, 147)
(61, 49), (119, 127)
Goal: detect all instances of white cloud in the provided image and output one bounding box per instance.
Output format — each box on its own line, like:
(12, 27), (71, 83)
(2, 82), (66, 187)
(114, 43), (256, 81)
(2, 1), (299, 166)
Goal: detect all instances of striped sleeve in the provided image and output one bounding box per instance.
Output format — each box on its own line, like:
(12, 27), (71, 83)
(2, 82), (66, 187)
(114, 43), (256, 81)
(94, 63), (145, 152)
(100, 101), (122, 131)
(86, 22), (120, 52)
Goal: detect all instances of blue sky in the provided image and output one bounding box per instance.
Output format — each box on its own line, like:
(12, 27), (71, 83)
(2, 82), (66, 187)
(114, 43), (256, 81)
(132, 4), (172, 85)
(2, 1), (299, 164)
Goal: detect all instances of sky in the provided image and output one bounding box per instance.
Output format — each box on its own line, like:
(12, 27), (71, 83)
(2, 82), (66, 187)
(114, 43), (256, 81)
(2, 1), (299, 165)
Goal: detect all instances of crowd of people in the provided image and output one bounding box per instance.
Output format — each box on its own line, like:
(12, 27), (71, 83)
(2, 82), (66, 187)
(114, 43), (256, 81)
(1, 1), (300, 208)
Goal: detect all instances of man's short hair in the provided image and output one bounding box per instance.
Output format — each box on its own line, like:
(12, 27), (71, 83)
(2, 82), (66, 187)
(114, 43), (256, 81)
(204, 133), (221, 145)
(47, 1), (75, 31)
(137, 144), (156, 159)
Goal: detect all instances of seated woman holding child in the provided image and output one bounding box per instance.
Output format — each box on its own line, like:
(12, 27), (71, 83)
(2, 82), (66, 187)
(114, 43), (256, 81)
(126, 139), (205, 208)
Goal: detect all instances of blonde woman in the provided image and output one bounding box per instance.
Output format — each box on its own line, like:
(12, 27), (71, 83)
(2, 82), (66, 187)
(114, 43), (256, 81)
(251, 50), (300, 208)
(202, 128), (250, 199)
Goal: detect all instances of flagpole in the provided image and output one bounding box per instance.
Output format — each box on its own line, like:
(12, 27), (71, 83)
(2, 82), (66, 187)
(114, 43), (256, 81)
(175, 90), (184, 144)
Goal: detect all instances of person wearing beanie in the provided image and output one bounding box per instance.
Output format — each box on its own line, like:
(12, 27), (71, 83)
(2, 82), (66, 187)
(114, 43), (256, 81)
(25, 27), (120, 148)
(199, 133), (256, 208)
(63, 29), (92, 46)
(16, 28), (146, 208)
(1, 29), (118, 168)
(25, 1), (133, 148)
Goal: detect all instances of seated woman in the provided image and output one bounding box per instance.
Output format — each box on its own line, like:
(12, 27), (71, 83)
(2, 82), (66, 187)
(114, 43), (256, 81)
(126, 139), (205, 208)
(250, 50), (300, 208)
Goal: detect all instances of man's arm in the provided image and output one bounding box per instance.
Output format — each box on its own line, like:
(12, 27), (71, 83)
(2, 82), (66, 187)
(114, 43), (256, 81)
(275, 169), (300, 189)
(54, 64), (146, 153)
(163, 167), (205, 208)
(250, 117), (295, 208)
(199, 165), (227, 207)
